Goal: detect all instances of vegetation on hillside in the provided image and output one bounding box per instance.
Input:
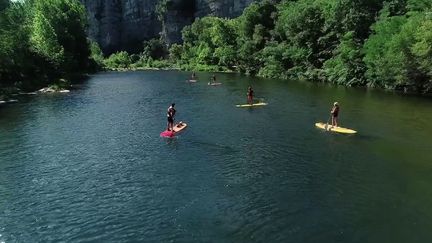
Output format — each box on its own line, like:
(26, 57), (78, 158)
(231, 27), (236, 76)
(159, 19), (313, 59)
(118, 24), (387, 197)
(0, 0), (94, 93)
(3, 0), (430, 94)
(104, 0), (432, 94)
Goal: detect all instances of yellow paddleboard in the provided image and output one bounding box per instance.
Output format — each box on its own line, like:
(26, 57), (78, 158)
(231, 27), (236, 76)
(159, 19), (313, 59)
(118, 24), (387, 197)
(236, 102), (268, 108)
(315, 122), (357, 134)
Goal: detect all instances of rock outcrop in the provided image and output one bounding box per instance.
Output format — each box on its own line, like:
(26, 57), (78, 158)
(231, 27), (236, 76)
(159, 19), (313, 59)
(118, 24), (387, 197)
(195, 0), (254, 18)
(80, 0), (254, 54)
(81, 0), (161, 54)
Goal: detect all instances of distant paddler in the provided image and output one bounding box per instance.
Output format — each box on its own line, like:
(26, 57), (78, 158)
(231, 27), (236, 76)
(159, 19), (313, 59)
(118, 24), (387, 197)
(236, 87), (266, 108)
(330, 102), (340, 128)
(208, 74), (223, 86)
(167, 103), (176, 131)
(247, 86), (254, 105)
(210, 74), (216, 84)
(191, 72), (197, 80)
(316, 101), (356, 134)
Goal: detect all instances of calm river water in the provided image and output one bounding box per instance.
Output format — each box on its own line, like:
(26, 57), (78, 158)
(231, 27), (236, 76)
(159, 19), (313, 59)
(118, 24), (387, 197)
(0, 71), (431, 242)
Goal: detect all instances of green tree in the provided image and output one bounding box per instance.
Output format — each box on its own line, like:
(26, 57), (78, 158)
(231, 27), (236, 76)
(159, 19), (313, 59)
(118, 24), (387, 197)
(1, 0), (93, 91)
(30, 10), (65, 65)
(90, 40), (104, 68)
(142, 39), (168, 60)
(323, 31), (366, 86)
(275, 1), (325, 67)
(363, 15), (407, 88)
(411, 17), (432, 92)
(181, 17), (237, 68)
(168, 44), (183, 62)
(104, 51), (132, 69)
(30, 0), (90, 72)
(174, 0), (432, 93)
(0, 2), (34, 86)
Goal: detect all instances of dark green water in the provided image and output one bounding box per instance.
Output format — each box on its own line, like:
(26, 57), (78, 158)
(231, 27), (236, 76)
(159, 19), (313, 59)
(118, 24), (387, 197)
(0, 71), (431, 242)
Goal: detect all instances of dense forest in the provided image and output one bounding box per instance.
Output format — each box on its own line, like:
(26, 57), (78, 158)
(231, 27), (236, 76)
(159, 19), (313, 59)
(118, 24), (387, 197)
(0, 0), (92, 93)
(1, 0), (432, 94)
(104, 0), (432, 94)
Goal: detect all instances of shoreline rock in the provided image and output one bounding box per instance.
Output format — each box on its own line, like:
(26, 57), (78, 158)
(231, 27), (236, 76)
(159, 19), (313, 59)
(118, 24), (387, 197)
(38, 87), (70, 93)
(0, 99), (18, 105)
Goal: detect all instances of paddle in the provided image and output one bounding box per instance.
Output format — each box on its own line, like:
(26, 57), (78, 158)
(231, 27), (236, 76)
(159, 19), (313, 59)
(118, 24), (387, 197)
(325, 114), (332, 131)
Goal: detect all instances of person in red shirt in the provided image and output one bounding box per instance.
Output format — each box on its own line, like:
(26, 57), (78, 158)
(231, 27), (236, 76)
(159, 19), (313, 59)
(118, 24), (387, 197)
(247, 86), (254, 105)
(331, 102), (340, 127)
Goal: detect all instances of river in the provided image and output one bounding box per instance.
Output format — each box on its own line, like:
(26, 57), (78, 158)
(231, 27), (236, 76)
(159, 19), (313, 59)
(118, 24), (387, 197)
(0, 71), (431, 242)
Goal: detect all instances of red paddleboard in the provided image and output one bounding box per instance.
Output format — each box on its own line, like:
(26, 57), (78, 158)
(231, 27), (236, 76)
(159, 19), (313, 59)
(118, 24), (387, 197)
(160, 122), (188, 138)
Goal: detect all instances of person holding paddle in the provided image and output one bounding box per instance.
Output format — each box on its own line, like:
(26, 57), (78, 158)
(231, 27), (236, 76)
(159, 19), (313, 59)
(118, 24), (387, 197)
(330, 102), (339, 127)
(247, 86), (254, 105)
(167, 103), (176, 131)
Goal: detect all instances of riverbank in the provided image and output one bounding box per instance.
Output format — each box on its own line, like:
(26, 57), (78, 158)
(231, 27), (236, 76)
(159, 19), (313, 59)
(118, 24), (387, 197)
(0, 76), (85, 104)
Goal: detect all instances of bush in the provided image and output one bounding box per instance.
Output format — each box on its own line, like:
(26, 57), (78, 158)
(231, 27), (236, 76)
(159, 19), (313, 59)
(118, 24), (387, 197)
(104, 51), (132, 69)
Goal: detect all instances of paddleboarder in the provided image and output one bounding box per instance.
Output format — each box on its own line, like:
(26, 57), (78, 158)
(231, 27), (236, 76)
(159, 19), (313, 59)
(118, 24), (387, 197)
(247, 86), (254, 105)
(211, 74), (216, 84)
(167, 103), (176, 131)
(331, 102), (339, 127)
(191, 72), (197, 80)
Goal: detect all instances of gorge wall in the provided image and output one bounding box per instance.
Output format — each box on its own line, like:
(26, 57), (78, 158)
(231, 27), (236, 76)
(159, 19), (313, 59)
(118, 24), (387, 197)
(80, 0), (254, 54)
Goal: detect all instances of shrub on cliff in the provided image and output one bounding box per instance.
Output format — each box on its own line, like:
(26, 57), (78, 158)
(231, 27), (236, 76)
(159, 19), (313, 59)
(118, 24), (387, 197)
(143, 39), (168, 60)
(104, 52), (132, 69)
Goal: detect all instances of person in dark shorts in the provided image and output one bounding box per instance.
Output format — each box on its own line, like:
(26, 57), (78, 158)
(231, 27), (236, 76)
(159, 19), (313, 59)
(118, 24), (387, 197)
(167, 103), (176, 131)
(247, 86), (254, 104)
(331, 102), (339, 127)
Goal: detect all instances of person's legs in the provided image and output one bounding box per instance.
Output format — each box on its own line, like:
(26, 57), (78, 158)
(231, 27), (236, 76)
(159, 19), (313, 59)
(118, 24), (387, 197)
(167, 117), (173, 131)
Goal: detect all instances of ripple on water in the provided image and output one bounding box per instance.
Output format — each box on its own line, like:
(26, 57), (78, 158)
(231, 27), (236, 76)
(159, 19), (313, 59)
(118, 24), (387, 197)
(1, 71), (432, 242)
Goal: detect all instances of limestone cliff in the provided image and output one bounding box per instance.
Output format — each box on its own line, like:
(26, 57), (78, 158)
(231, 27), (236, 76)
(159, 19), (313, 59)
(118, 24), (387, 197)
(81, 0), (161, 54)
(81, 0), (254, 54)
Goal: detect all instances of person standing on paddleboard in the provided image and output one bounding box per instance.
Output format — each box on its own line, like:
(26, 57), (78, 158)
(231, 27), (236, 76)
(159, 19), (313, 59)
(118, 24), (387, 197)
(331, 102), (339, 127)
(209, 74), (217, 85)
(247, 86), (254, 105)
(191, 72), (197, 80)
(167, 103), (176, 131)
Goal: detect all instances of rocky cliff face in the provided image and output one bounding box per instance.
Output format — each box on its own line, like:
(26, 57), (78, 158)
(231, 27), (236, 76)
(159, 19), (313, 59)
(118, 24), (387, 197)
(81, 0), (254, 54)
(195, 0), (254, 17)
(81, 0), (161, 54)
